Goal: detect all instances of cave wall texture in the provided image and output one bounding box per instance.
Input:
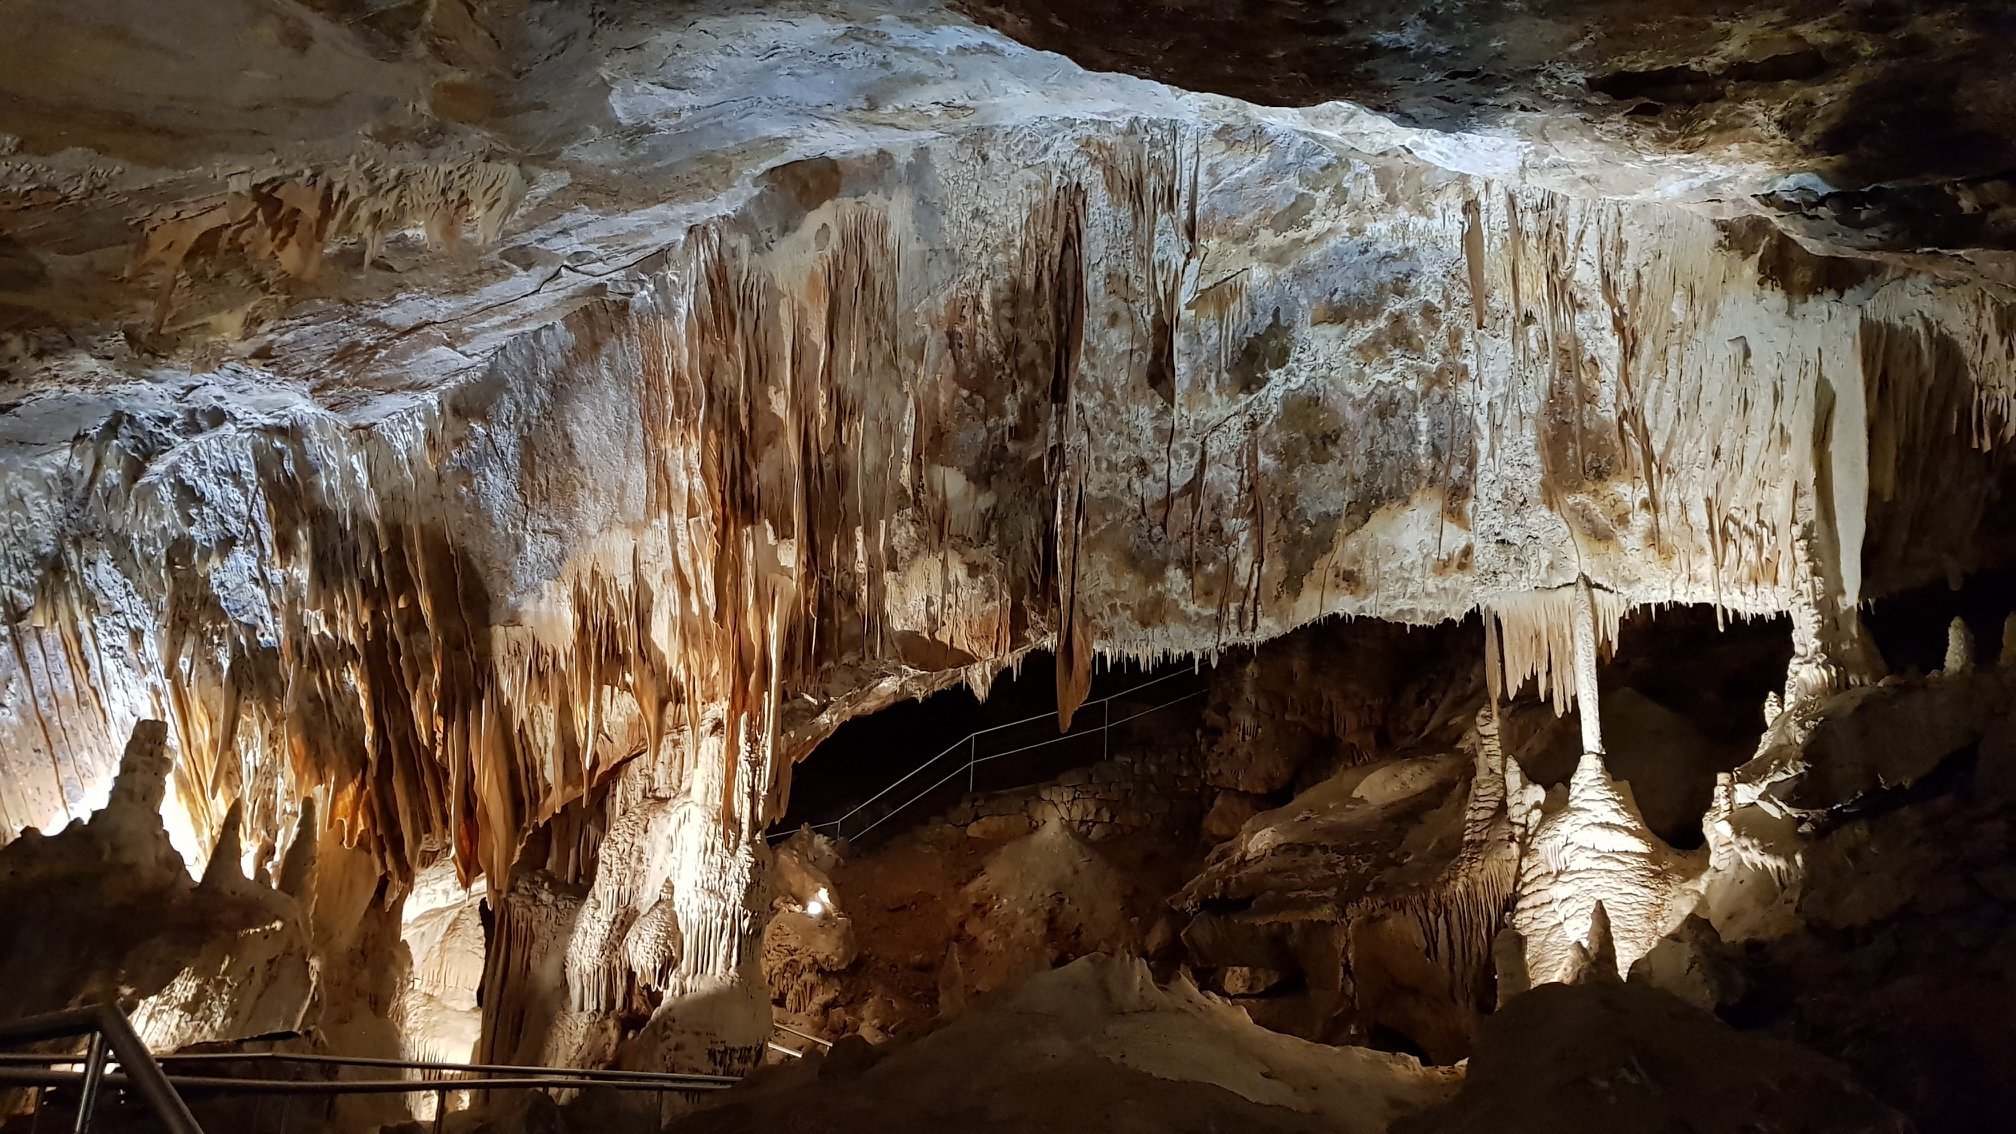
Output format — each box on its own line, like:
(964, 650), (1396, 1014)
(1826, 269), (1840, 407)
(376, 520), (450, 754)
(3, 0), (2016, 1080)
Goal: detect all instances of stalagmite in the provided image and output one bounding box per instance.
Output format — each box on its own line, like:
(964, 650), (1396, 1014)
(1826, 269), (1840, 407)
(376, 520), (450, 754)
(393, 861), (488, 1118)
(0, 721), (313, 1051)
(276, 798), (317, 900)
(478, 869), (589, 1068)
(1507, 580), (1704, 986)
(198, 799), (245, 891)
(1584, 901), (1619, 983)
(1782, 498), (1884, 711)
(1943, 617), (1975, 675)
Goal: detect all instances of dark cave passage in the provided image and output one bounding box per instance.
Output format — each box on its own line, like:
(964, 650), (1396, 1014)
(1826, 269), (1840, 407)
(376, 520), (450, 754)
(771, 652), (1212, 846)
(1863, 566), (2016, 676)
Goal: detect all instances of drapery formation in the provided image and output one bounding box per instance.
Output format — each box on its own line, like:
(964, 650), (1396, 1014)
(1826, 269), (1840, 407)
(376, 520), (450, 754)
(5, 108), (2015, 1065)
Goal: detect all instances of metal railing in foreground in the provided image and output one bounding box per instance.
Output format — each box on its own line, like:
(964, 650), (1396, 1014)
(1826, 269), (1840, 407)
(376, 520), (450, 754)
(0, 1004), (202, 1134)
(764, 1022), (837, 1059)
(1, 1016), (738, 1133)
(771, 667), (1209, 845)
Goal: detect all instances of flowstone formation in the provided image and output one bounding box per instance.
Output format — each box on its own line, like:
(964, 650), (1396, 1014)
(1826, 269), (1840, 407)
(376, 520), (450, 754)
(694, 954), (1462, 1134)
(2, 0), (2015, 1126)
(0, 721), (313, 1049)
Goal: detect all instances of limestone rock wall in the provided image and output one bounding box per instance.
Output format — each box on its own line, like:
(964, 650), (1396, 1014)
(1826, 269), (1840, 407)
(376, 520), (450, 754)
(12, 116), (2009, 868)
(3, 0), (2015, 1074)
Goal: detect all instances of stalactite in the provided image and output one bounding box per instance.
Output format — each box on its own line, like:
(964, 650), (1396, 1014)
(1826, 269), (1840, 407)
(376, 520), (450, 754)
(9, 109), (2016, 1077)
(1485, 583), (1628, 714)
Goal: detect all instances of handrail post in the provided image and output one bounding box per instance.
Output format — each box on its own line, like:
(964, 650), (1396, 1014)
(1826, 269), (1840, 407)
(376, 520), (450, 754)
(86, 1005), (202, 1134)
(967, 734), (975, 795)
(1103, 698), (1111, 762)
(72, 1031), (107, 1134)
(0, 1005), (200, 1134)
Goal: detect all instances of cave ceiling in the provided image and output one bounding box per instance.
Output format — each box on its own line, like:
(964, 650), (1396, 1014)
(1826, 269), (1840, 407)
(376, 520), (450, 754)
(959, 0), (2016, 253)
(1, 0), (2013, 895)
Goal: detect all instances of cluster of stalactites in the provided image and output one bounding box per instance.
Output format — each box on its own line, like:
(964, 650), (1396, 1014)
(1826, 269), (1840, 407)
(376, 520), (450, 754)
(15, 113), (2016, 1081)
(1483, 581), (1630, 715)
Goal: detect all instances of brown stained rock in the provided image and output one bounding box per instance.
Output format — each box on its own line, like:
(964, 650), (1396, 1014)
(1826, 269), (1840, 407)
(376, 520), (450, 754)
(1199, 620), (1483, 796)
(1395, 980), (1911, 1134)
(1202, 790), (1264, 842)
(1628, 914), (1741, 1012)
(1717, 686), (2016, 1133)
(1219, 965), (1289, 996)
(763, 910), (859, 1018)
(966, 814), (1035, 841)
(1177, 744), (1514, 1061)
(950, 824), (1136, 1000)
(1784, 672), (2007, 814)
(676, 956), (1456, 1134)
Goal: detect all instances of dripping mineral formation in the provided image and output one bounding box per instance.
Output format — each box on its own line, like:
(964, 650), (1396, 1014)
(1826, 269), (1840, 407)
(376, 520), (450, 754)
(3, 0), (2015, 1130)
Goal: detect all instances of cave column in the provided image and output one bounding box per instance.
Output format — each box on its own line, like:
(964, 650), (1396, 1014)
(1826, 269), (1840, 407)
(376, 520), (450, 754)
(1502, 578), (1698, 985)
(1570, 577), (1603, 755)
(1784, 489), (1884, 711)
(1570, 576), (1606, 770)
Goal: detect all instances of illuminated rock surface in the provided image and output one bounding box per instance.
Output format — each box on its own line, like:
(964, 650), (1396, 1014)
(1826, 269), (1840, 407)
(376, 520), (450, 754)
(3, 0), (2016, 1129)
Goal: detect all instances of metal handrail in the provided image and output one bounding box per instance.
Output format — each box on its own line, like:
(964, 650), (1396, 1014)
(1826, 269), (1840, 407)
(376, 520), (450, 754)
(848, 686), (1207, 842)
(0, 1049), (735, 1087)
(770, 1023), (834, 1051)
(0, 1023), (739, 1134)
(0, 1004), (202, 1134)
(822, 668), (1195, 830)
(0, 1068), (729, 1095)
(772, 669), (1207, 844)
